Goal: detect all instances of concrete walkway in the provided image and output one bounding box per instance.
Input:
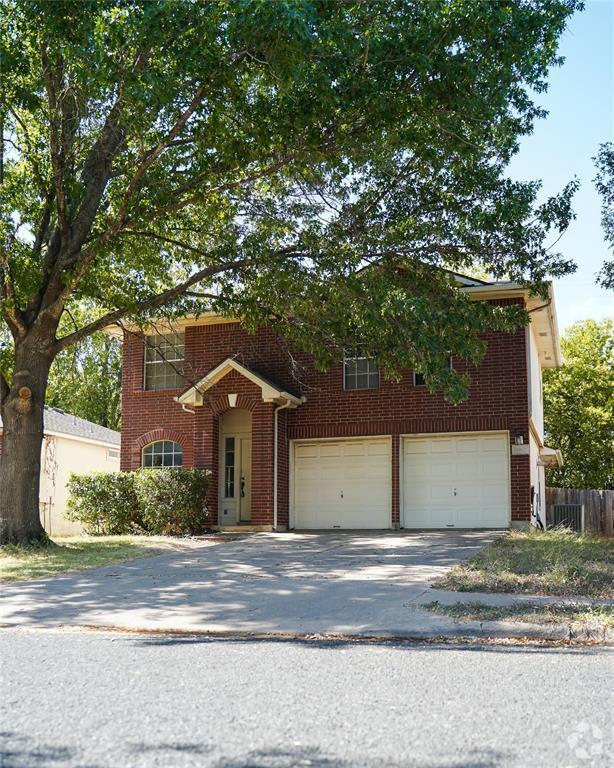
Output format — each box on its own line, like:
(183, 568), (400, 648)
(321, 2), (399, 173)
(1, 531), (610, 641)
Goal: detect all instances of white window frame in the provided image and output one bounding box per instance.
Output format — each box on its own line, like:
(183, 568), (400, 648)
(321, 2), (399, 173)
(144, 332), (185, 391)
(142, 440), (183, 469)
(343, 352), (379, 391)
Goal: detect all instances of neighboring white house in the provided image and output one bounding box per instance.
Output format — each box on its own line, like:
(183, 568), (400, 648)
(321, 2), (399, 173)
(0, 407), (120, 535)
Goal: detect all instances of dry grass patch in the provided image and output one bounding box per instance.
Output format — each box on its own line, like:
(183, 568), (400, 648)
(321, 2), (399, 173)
(424, 601), (614, 630)
(434, 529), (614, 598)
(0, 536), (196, 582)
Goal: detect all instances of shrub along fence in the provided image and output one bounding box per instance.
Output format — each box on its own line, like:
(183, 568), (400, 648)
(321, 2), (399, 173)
(546, 487), (614, 537)
(66, 469), (211, 536)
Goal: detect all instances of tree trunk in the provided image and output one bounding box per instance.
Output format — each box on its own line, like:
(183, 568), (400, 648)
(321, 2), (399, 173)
(0, 335), (55, 546)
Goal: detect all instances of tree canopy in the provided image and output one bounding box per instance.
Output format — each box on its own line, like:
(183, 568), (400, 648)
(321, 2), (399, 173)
(544, 318), (614, 490)
(1, 0), (581, 401)
(594, 142), (614, 290)
(0, 0), (583, 542)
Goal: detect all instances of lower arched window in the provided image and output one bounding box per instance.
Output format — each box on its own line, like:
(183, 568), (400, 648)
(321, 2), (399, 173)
(142, 440), (183, 469)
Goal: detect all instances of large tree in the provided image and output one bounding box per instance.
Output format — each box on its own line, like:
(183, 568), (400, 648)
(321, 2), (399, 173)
(0, 0), (580, 544)
(543, 319), (614, 489)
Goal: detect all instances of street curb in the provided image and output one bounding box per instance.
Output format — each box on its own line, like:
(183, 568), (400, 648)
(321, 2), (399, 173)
(1, 622), (612, 646)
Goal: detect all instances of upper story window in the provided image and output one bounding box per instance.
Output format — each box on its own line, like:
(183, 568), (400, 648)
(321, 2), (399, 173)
(413, 356), (453, 388)
(344, 351), (379, 390)
(142, 440), (183, 469)
(413, 371), (426, 387)
(144, 332), (184, 391)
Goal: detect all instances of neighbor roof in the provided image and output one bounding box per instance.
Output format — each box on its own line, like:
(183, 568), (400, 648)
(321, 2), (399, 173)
(0, 407), (120, 446)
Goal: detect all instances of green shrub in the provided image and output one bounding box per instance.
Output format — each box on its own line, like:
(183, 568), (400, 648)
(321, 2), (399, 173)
(66, 472), (140, 535)
(135, 468), (210, 535)
(66, 469), (210, 536)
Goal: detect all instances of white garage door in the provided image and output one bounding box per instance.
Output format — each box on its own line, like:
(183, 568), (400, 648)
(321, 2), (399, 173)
(293, 438), (391, 529)
(402, 433), (510, 529)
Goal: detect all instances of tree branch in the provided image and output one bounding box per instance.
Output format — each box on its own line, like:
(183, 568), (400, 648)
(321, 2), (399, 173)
(54, 259), (246, 351)
(118, 229), (219, 257)
(0, 256), (27, 338)
(0, 369), (9, 405)
(41, 45), (69, 239)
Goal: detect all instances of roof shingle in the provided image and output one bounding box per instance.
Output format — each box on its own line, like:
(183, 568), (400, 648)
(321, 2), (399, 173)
(0, 407), (120, 446)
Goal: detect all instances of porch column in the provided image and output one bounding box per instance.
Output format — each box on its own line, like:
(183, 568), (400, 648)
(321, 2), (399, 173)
(251, 400), (275, 526)
(194, 407), (219, 525)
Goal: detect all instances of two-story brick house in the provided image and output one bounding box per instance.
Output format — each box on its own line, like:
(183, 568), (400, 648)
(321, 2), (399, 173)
(117, 275), (562, 531)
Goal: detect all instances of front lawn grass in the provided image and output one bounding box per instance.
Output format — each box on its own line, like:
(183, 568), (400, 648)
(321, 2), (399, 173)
(0, 536), (192, 582)
(423, 600), (614, 630)
(434, 529), (614, 598)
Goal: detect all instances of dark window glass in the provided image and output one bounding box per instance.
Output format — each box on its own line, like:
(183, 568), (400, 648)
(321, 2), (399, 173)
(413, 356), (452, 388)
(224, 437), (235, 498)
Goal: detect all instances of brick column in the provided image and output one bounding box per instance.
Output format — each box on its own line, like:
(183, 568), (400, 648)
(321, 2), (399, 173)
(194, 408), (218, 525)
(251, 401), (275, 526)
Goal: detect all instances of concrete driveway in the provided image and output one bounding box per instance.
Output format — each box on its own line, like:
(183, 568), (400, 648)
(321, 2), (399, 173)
(0, 531), (498, 635)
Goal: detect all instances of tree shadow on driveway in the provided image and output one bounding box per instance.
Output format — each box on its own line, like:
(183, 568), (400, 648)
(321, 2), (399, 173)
(0, 532), (500, 635)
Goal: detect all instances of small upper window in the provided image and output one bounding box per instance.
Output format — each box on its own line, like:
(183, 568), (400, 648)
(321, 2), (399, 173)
(144, 332), (184, 391)
(142, 440), (183, 469)
(413, 371), (426, 387)
(344, 352), (379, 390)
(413, 356), (453, 388)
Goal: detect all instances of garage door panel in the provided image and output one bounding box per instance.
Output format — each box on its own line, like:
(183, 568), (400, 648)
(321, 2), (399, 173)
(431, 439), (457, 454)
(320, 443), (343, 458)
(294, 438), (391, 529)
(403, 433), (510, 529)
(343, 443), (367, 457)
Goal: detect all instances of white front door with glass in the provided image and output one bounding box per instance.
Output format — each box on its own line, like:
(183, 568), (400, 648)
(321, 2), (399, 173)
(220, 435), (252, 524)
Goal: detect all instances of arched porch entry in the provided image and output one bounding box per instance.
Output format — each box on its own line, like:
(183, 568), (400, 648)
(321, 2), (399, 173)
(176, 357), (304, 528)
(218, 408), (252, 524)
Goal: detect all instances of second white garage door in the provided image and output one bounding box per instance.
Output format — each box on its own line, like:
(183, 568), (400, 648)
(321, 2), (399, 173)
(402, 433), (510, 529)
(293, 438), (391, 529)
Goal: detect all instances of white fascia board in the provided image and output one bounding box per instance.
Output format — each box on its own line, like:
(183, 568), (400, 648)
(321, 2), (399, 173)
(104, 312), (238, 339)
(41, 430), (121, 449)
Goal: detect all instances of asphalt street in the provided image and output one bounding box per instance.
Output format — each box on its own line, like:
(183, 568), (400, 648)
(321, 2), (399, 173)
(1, 629), (612, 768)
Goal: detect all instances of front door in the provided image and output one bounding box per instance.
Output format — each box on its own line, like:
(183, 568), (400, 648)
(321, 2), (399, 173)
(219, 408), (252, 525)
(239, 437), (252, 522)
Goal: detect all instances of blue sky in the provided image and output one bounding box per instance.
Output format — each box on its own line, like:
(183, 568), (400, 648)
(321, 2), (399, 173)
(507, 0), (613, 333)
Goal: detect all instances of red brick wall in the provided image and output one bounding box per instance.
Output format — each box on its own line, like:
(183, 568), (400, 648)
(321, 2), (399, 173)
(121, 301), (531, 526)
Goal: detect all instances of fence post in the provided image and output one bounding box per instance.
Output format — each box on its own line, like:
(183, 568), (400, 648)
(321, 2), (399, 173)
(605, 491), (614, 538)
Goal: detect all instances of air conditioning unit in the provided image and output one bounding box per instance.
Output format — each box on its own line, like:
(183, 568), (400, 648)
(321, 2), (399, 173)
(551, 503), (584, 532)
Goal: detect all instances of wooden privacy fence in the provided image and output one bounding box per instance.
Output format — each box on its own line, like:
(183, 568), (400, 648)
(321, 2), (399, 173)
(546, 487), (614, 537)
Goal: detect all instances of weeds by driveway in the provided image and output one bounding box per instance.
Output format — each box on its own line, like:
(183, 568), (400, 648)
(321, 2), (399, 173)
(423, 600), (614, 632)
(433, 529), (614, 599)
(0, 535), (202, 582)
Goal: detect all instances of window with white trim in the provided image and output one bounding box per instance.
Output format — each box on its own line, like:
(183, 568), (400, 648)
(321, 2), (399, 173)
(144, 332), (184, 391)
(142, 440), (183, 469)
(343, 351), (379, 390)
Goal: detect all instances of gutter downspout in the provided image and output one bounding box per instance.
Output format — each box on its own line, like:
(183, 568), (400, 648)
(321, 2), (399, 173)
(273, 400), (293, 532)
